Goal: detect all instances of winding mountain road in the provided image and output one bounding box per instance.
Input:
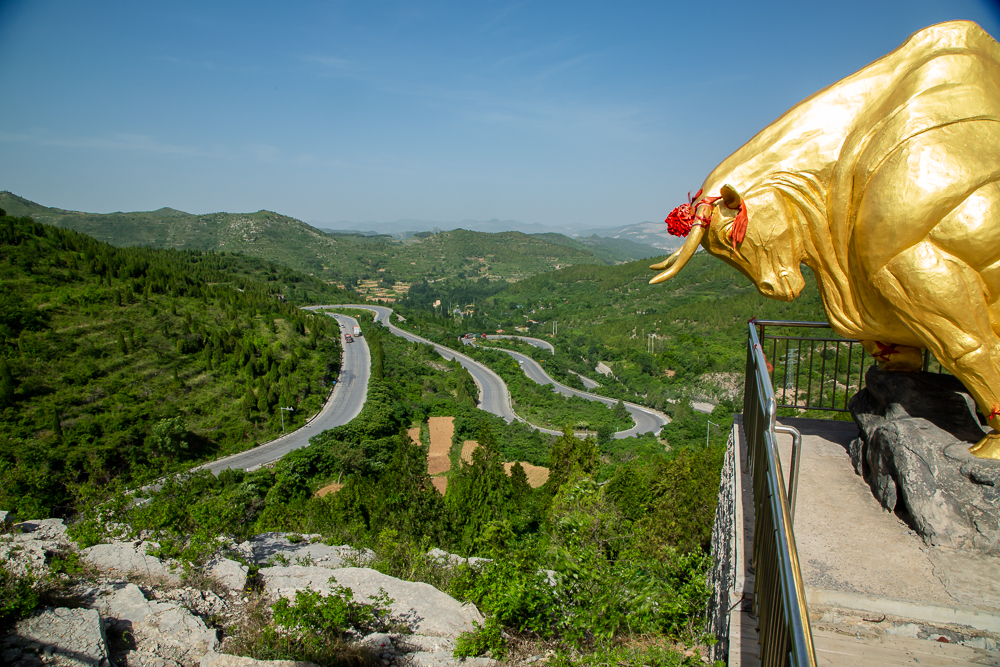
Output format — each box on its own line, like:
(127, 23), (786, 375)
(198, 304), (668, 476)
(313, 305), (667, 439)
(195, 313), (370, 474)
(479, 346), (668, 439)
(308, 305), (517, 422)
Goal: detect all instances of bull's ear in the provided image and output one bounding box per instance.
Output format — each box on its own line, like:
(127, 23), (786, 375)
(720, 184), (742, 210)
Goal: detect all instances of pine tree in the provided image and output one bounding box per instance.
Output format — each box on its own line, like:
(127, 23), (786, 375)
(51, 407), (62, 437)
(546, 428), (599, 493)
(0, 357), (14, 406)
(448, 422), (514, 554)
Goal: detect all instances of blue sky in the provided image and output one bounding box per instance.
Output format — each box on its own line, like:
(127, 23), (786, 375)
(2, 1), (999, 230)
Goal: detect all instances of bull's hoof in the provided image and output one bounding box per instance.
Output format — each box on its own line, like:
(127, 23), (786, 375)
(970, 433), (1000, 459)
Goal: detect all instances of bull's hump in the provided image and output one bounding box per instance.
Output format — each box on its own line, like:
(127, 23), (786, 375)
(704, 20), (1000, 199)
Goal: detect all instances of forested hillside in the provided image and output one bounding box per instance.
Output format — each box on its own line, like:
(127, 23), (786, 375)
(0, 211), (357, 518)
(0, 192), (657, 288)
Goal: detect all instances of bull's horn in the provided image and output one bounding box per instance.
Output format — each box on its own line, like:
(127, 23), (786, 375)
(649, 224), (705, 284)
(649, 247), (683, 271)
(720, 184), (742, 210)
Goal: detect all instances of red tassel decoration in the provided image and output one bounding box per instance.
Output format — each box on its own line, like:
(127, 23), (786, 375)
(665, 203), (696, 237)
(729, 200), (748, 249)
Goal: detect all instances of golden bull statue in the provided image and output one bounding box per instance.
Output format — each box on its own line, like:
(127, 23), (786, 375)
(650, 21), (1000, 459)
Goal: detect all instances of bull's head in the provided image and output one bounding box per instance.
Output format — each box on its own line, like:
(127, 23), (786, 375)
(649, 183), (806, 302)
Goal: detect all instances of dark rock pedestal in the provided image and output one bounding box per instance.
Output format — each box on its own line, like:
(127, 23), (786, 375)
(849, 368), (1000, 555)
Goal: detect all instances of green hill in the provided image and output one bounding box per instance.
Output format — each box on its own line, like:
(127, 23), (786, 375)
(0, 212), (357, 518)
(0, 192), (642, 287)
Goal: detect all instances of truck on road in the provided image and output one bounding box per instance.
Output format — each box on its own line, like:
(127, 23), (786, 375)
(352, 325), (362, 337)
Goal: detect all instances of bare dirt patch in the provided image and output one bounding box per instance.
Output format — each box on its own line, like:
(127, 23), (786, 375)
(503, 462), (549, 488)
(315, 482), (343, 498)
(427, 416), (454, 476)
(460, 440), (478, 465)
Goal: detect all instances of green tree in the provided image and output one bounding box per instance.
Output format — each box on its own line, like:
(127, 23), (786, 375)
(0, 357), (14, 406)
(546, 428), (598, 494)
(50, 408), (63, 437)
(448, 422), (514, 554)
(148, 417), (189, 457)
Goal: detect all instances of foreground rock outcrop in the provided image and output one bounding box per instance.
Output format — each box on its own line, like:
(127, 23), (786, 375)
(1, 521), (489, 667)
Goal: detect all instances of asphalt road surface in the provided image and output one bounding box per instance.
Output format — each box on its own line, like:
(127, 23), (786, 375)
(485, 334), (555, 354)
(311, 305), (518, 422)
(484, 346), (669, 438)
(196, 313), (370, 475)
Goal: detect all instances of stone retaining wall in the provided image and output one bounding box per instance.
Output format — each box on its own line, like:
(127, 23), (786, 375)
(706, 427), (737, 664)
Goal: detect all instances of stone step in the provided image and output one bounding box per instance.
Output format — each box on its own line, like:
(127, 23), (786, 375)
(813, 628), (1000, 666)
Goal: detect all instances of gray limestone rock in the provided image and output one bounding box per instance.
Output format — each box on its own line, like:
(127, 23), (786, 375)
(204, 556), (249, 591)
(850, 368), (1000, 555)
(398, 635), (493, 667)
(0, 518), (73, 577)
(200, 650), (319, 667)
(246, 533), (369, 567)
(94, 582), (218, 667)
(12, 518), (69, 543)
(14, 607), (108, 666)
(82, 541), (181, 586)
(425, 548), (491, 569)
(260, 565), (484, 638)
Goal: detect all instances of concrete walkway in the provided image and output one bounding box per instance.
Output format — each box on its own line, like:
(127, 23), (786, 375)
(729, 416), (1000, 666)
(775, 418), (1000, 625)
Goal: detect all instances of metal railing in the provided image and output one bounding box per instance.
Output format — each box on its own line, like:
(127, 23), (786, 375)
(754, 320), (945, 413)
(743, 322), (817, 667)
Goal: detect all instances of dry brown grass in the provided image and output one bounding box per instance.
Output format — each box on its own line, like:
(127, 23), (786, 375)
(427, 417), (455, 477)
(503, 462), (549, 488)
(460, 440), (478, 465)
(427, 417), (454, 456)
(315, 483), (343, 498)
(431, 477), (448, 495)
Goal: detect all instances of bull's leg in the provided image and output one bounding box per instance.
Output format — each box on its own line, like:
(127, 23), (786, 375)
(871, 241), (1000, 459)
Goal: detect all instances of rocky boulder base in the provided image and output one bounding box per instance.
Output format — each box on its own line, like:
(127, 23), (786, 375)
(1, 523), (488, 667)
(849, 368), (1000, 555)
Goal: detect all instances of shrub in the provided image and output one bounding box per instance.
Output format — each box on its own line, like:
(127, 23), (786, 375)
(226, 584), (395, 666)
(0, 562), (39, 630)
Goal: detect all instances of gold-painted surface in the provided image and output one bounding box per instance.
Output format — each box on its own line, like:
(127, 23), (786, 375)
(650, 21), (1000, 458)
(859, 340), (924, 372)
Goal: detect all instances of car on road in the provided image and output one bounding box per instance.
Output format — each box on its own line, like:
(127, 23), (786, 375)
(345, 334), (354, 343)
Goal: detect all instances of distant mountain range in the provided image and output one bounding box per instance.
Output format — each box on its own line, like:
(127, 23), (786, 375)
(316, 217), (683, 252)
(0, 191), (672, 286)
